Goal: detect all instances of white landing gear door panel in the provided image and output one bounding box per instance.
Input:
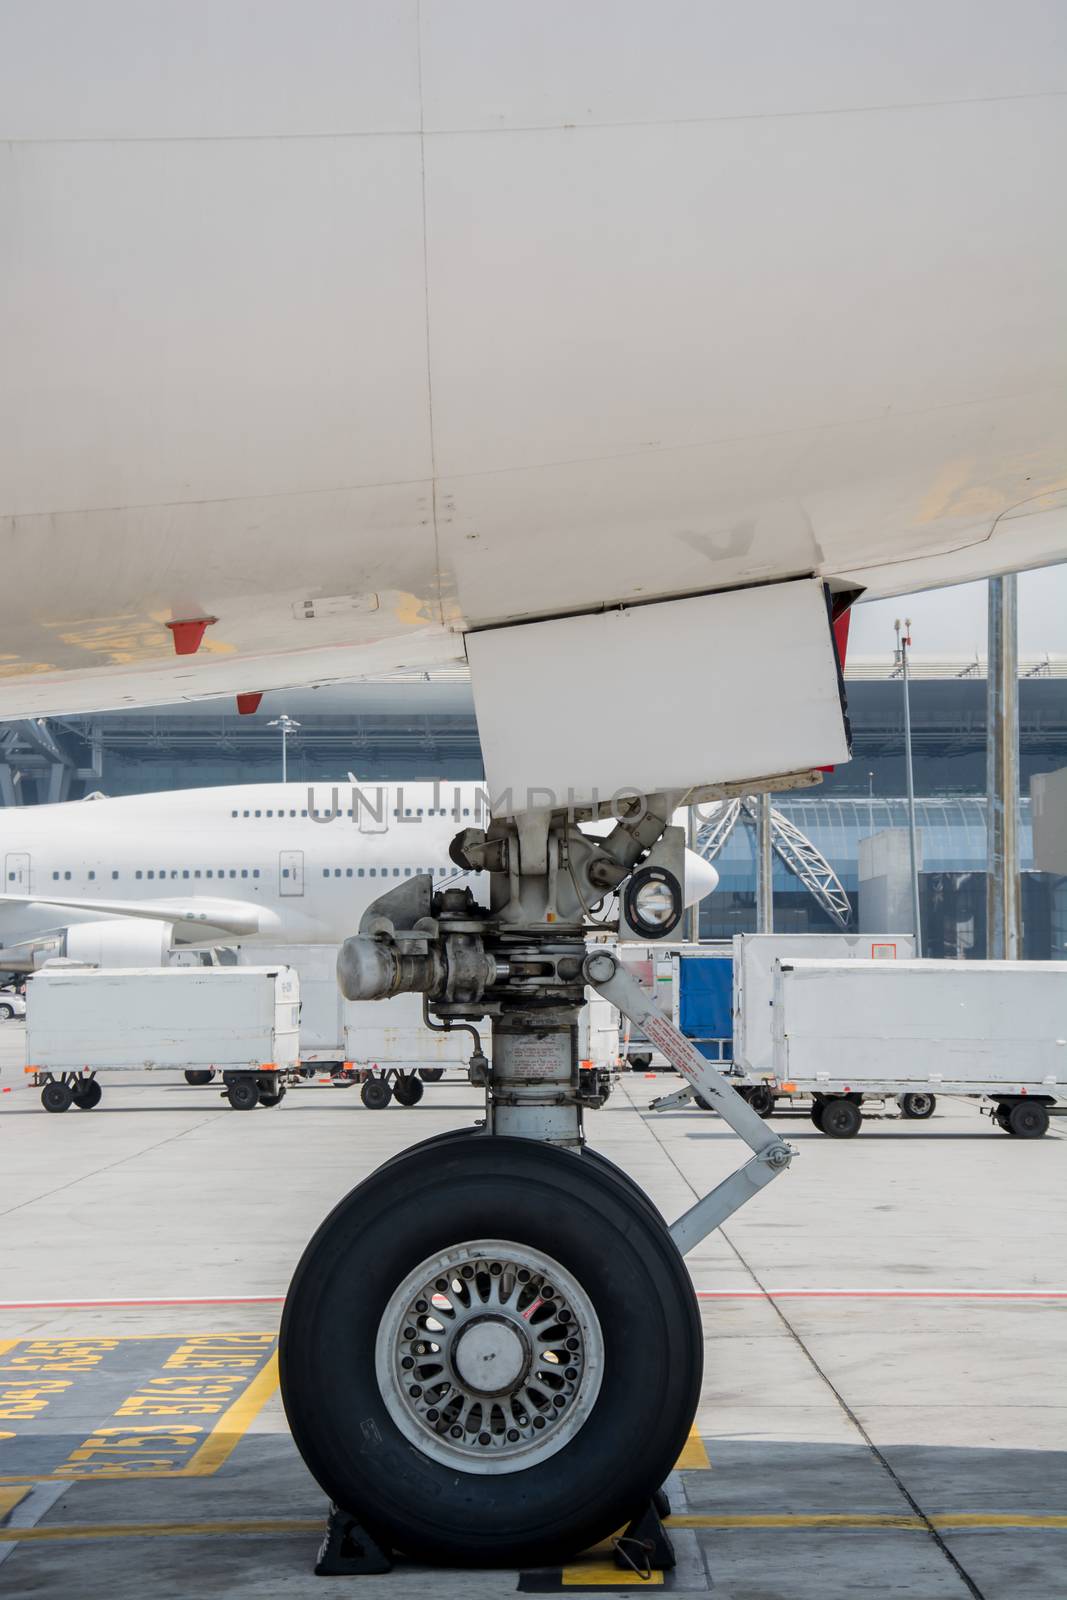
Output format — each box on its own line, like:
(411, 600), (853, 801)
(465, 579), (849, 812)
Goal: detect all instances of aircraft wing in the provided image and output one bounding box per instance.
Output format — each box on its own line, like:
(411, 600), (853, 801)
(0, 893), (262, 939)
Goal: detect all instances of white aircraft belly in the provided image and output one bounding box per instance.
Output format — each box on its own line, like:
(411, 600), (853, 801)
(1, 1), (1065, 719)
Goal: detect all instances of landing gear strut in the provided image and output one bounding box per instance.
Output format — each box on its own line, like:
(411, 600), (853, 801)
(280, 793), (795, 1565)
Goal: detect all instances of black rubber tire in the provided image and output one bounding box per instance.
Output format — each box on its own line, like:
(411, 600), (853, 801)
(41, 1079), (74, 1113)
(694, 1091), (713, 1111)
(899, 1093), (936, 1120)
(0, 1004), (14, 1021)
(627, 1054), (653, 1072)
(1007, 1100), (1049, 1139)
(72, 1078), (103, 1111)
(226, 1079), (260, 1111)
(360, 1077), (393, 1110)
(809, 1101), (826, 1130)
(280, 1135), (701, 1568)
(392, 1074), (425, 1108)
(184, 1069), (216, 1086)
(417, 1067), (446, 1083)
(746, 1085), (776, 1119)
(300, 1065), (319, 1079)
(819, 1097), (862, 1139)
(258, 1086), (287, 1108)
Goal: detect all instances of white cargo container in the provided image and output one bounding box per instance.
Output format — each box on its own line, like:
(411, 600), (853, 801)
(26, 965), (299, 1114)
(772, 958), (1067, 1138)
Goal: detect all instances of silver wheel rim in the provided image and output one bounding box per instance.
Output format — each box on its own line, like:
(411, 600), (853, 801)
(375, 1239), (604, 1475)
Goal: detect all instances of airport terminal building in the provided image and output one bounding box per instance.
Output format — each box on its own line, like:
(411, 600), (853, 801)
(3, 657), (1066, 959)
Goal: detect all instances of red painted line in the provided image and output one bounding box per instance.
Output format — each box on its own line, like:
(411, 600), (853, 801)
(0, 1295), (285, 1310)
(695, 1289), (1067, 1300)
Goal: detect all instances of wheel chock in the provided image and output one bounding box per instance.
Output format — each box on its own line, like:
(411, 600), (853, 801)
(314, 1503), (393, 1576)
(613, 1499), (675, 1576)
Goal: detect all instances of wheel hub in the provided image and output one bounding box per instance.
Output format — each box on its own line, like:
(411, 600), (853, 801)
(375, 1239), (603, 1474)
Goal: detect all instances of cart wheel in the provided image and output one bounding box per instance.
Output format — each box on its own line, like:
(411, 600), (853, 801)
(184, 1069), (216, 1086)
(746, 1085), (776, 1119)
(72, 1078), (102, 1111)
(627, 1053), (652, 1072)
(899, 1092), (936, 1120)
(1007, 1100), (1049, 1139)
(417, 1067), (445, 1083)
(393, 1074), (425, 1108)
(300, 1066), (318, 1079)
(41, 1079), (73, 1114)
(819, 1097), (862, 1139)
(360, 1077), (393, 1110)
(227, 1079), (260, 1111)
(809, 1100), (826, 1130)
(693, 1091), (713, 1111)
(259, 1086), (287, 1108)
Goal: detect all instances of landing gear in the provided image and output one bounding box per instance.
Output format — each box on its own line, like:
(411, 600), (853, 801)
(360, 1077), (392, 1111)
(283, 790), (794, 1567)
(71, 1077), (102, 1111)
(184, 1069), (216, 1086)
(392, 1073), (425, 1108)
(899, 1092), (936, 1120)
(280, 1136), (701, 1567)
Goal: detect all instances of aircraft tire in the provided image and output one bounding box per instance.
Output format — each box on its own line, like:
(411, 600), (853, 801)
(72, 1078), (102, 1111)
(280, 1135), (700, 1567)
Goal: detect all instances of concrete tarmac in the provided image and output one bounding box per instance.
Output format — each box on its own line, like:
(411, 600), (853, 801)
(1, 1023), (1064, 1599)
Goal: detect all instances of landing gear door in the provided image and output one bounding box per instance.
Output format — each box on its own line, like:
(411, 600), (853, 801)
(279, 849), (304, 896)
(4, 853), (30, 894)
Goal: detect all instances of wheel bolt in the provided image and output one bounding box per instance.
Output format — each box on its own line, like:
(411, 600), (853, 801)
(479, 1433), (491, 1446)
(542, 1286), (555, 1298)
(565, 1368), (577, 1381)
(534, 1417), (546, 1429)
(401, 1356), (414, 1369)
(490, 1263), (502, 1275)
(507, 1429), (520, 1442)
(415, 1299), (428, 1312)
(462, 1265), (474, 1278)
(403, 1326), (416, 1339)
(517, 1269), (530, 1282)
(409, 1386), (421, 1398)
(426, 1409), (438, 1422)
(553, 1396), (566, 1408)
(450, 1425), (463, 1438)
(566, 1337), (579, 1350)
(436, 1279), (447, 1291)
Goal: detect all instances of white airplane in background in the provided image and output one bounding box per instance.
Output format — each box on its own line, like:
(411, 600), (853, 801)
(3, 1), (1066, 1573)
(0, 781), (719, 971)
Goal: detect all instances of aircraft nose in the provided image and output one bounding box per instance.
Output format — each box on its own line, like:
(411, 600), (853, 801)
(682, 848), (719, 907)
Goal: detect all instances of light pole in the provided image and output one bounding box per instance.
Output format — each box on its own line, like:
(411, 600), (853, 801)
(267, 715), (301, 783)
(894, 620), (923, 956)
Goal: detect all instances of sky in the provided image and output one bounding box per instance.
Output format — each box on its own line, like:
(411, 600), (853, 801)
(849, 562), (1067, 660)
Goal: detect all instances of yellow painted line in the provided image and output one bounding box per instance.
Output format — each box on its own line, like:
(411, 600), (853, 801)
(177, 1352), (279, 1477)
(0, 1343), (19, 1360)
(1, 1511), (1066, 1548)
(675, 1425), (711, 1471)
(0, 1486), (31, 1521)
(562, 1559), (664, 1585)
(0, 1517), (319, 1544)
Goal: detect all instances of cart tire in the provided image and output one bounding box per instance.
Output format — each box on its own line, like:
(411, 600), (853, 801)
(627, 1054), (652, 1072)
(393, 1075), (425, 1108)
(360, 1077), (393, 1110)
(809, 1101), (826, 1130)
(819, 1097), (862, 1139)
(259, 1086), (287, 1108)
(184, 1069), (216, 1086)
(746, 1085), (776, 1119)
(899, 1092), (936, 1120)
(418, 1068), (445, 1083)
(227, 1079), (260, 1111)
(72, 1078), (103, 1111)
(1007, 1100), (1049, 1139)
(41, 1079), (73, 1113)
